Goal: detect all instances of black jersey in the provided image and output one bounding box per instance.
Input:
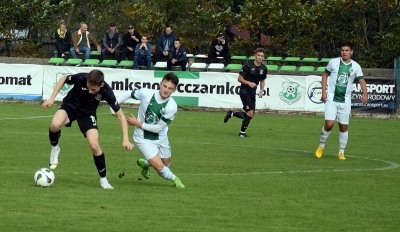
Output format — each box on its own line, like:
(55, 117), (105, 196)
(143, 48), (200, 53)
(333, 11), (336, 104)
(62, 73), (120, 116)
(239, 62), (267, 93)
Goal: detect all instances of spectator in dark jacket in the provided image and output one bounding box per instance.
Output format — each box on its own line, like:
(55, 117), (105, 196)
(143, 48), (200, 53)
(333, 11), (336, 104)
(167, 39), (187, 71)
(134, 36), (152, 70)
(101, 22), (122, 62)
(121, 25), (141, 61)
(206, 33), (231, 67)
(55, 23), (72, 59)
(153, 25), (177, 65)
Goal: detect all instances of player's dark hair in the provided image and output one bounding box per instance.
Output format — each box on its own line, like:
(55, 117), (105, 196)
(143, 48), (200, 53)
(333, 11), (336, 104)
(340, 41), (353, 50)
(255, 48), (266, 54)
(87, 69), (104, 86)
(162, 72), (179, 87)
(175, 38), (181, 42)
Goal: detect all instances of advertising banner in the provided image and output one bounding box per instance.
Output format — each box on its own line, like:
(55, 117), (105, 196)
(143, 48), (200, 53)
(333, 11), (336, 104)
(43, 66), (142, 102)
(0, 63), (43, 100)
(351, 79), (396, 113)
(14, 65), (397, 114)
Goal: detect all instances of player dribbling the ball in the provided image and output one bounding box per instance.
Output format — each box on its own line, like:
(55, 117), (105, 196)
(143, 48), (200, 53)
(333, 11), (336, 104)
(42, 69), (133, 189)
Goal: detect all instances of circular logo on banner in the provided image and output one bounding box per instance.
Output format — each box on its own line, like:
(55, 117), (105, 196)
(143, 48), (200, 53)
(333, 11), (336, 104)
(307, 81), (323, 104)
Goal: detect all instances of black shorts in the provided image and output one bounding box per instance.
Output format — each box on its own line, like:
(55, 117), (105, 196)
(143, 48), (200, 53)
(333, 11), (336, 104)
(240, 91), (256, 112)
(60, 103), (98, 136)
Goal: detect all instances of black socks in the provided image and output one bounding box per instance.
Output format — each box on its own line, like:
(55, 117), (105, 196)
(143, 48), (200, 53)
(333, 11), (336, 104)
(93, 153), (106, 178)
(240, 114), (252, 132)
(49, 128), (61, 146)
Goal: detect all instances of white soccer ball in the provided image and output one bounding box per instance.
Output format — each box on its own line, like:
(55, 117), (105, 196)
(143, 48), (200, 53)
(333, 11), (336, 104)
(34, 168), (55, 187)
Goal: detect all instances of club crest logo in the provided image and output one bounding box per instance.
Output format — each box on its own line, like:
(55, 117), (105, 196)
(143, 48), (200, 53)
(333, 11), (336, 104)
(54, 83), (73, 96)
(337, 72), (349, 83)
(54, 73), (73, 96)
(145, 111), (159, 124)
(95, 93), (102, 101)
(336, 72), (349, 87)
(279, 82), (302, 105)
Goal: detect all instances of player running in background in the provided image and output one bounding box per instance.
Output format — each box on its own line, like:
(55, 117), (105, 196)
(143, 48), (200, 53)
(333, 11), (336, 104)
(112, 72), (184, 188)
(42, 69), (133, 189)
(224, 48), (267, 137)
(315, 41), (368, 160)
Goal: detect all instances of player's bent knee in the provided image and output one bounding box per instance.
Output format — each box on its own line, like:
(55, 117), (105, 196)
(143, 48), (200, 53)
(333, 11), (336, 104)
(49, 123), (62, 132)
(88, 142), (101, 153)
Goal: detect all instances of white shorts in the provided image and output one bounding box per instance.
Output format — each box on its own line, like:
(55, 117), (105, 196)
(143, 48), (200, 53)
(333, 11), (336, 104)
(136, 137), (171, 160)
(324, 100), (351, 124)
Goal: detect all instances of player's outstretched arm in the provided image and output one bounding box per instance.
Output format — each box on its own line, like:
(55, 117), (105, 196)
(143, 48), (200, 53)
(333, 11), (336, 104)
(42, 76), (67, 111)
(114, 109), (134, 150)
(127, 113), (168, 133)
(110, 91), (133, 116)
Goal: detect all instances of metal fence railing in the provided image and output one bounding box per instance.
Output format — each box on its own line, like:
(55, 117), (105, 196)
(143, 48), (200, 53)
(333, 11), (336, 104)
(41, 42), (57, 58)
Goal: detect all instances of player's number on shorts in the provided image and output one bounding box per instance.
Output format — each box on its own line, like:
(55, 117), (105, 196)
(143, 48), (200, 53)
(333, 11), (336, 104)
(90, 115), (97, 126)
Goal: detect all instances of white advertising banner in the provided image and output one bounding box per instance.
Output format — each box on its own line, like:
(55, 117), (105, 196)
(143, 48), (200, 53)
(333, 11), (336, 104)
(181, 71), (242, 108)
(0, 63), (43, 100)
(38, 65), (327, 112)
(43, 66), (147, 102)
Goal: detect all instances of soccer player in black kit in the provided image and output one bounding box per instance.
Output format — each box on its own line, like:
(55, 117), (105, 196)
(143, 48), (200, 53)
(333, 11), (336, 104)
(224, 48), (267, 137)
(42, 69), (133, 189)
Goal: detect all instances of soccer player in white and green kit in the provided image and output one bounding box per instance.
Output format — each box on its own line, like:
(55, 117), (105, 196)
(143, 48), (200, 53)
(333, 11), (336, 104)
(113, 72), (184, 188)
(315, 42), (368, 160)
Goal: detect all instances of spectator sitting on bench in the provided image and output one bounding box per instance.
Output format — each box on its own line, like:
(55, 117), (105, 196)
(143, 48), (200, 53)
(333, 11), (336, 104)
(153, 25), (177, 65)
(121, 25), (141, 61)
(101, 22), (122, 63)
(206, 33), (231, 68)
(167, 39), (187, 71)
(55, 23), (71, 59)
(70, 23), (101, 61)
(134, 36), (152, 70)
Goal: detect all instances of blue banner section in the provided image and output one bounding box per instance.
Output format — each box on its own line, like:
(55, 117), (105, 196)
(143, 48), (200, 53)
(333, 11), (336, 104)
(351, 79), (396, 113)
(0, 93), (42, 100)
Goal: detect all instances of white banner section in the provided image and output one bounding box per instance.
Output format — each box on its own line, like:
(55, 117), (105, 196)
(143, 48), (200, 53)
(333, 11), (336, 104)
(0, 63), (43, 100)
(41, 66), (325, 112)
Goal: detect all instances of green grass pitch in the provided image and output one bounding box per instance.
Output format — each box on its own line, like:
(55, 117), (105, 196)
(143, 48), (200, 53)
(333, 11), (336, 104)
(0, 103), (399, 231)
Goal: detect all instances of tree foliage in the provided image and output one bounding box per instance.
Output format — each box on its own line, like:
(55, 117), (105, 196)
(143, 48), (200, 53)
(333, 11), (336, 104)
(0, 0), (399, 68)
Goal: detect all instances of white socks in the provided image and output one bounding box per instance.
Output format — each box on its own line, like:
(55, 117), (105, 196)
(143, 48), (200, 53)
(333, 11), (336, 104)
(319, 127), (331, 147)
(156, 166), (175, 181)
(339, 131), (348, 153)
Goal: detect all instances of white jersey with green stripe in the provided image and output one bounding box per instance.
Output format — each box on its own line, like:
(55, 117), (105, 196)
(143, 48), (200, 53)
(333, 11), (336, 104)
(132, 88), (177, 142)
(325, 57), (364, 103)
